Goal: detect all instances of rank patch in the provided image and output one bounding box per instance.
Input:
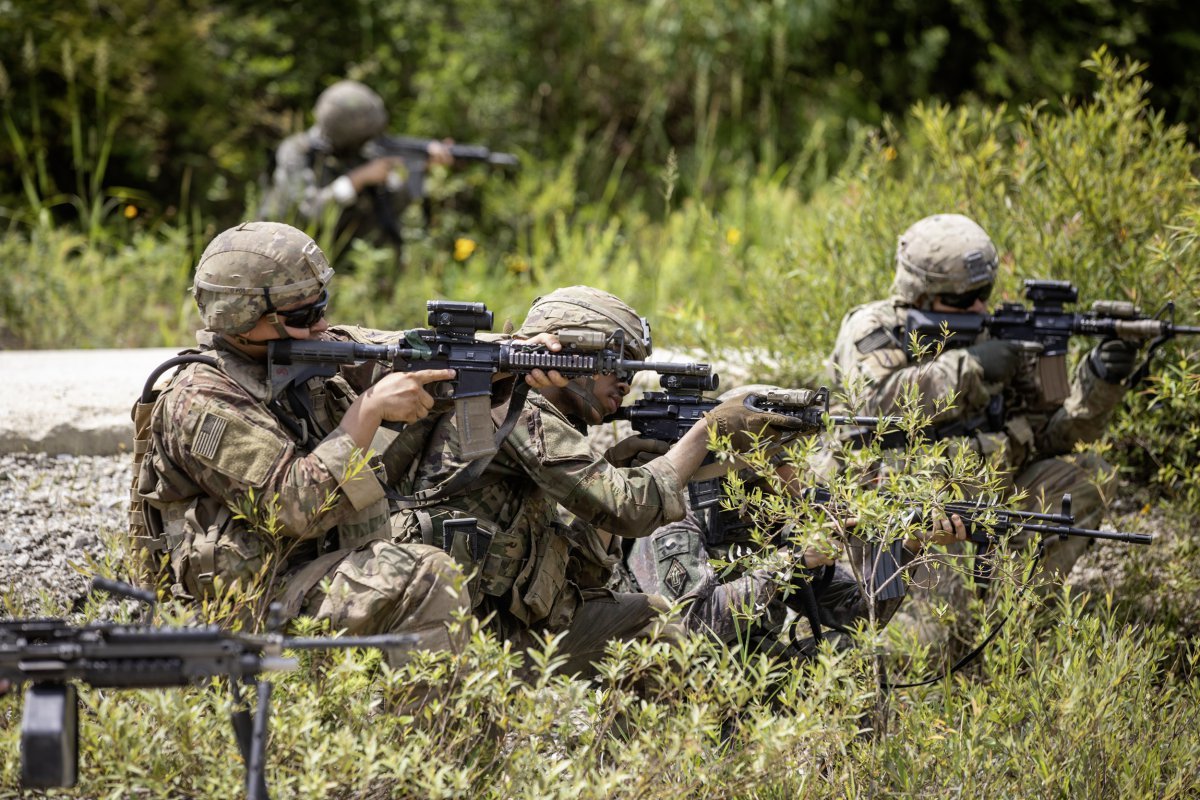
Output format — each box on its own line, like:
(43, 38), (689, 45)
(193, 412), (229, 461)
(663, 558), (689, 598)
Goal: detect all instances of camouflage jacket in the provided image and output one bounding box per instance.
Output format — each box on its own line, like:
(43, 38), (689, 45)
(135, 326), (412, 600)
(259, 128), (414, 245)
(828, 297), (1127, 470)
(395, 392), (687, 629)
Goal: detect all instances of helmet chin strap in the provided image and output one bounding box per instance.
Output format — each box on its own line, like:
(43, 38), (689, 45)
(564, 377), (608, 425)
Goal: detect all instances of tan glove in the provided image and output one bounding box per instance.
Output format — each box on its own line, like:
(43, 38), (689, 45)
(604, 435), (672, 467)
(705, 390), (820, 452)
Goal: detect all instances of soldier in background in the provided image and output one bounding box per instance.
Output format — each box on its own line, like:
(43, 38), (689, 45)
(827, 213), (1142, 646)
(260, 80), (453, 256)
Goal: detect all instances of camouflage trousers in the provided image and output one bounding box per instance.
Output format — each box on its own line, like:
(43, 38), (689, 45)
(893, 451), (1118, 654)
(287, 539), (471, 661)
(490, 589), (684, 680)
(623, 508), (908, 659)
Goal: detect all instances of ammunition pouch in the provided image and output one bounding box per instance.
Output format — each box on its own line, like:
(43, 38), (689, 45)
(405, 508), (526, 601)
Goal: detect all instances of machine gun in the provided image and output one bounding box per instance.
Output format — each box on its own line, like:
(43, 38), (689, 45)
(268, 300), (712, 460)
(0, 578), (413, 799)
(905, 279), (1200, 401)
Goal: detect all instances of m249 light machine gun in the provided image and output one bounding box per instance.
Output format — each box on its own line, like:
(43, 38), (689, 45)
(268, 300), (712, 460)
(1, 578), (413, 800)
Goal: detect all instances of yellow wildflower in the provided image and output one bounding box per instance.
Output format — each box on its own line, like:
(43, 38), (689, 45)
(883, 146), (898, 162)
(726, 227), (742, 246)
(453, 237), (477, 261)
(123, 204), (138, 219)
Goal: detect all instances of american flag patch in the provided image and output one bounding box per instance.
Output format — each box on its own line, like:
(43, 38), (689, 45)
(193, 412), (229, 460)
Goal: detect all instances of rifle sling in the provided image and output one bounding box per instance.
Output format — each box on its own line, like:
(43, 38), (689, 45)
(885, 542), (1043, 691)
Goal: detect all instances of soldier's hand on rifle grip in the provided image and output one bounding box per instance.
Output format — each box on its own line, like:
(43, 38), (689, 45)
(1089, 337), (1140, 383)
(427, 139), (455, 167)
(362, 369), (456, 424)
(349, 157), (407, 191)
(965, 339), (1023, 383)
(906, 513), (967, 552)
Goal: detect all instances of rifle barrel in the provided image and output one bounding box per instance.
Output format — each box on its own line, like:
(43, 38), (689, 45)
(1014, 521), (1153, 544)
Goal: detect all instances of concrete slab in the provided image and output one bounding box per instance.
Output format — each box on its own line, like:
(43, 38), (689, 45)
(0, 348), (181, 455)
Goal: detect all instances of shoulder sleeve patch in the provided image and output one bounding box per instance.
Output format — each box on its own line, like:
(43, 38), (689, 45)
(188, 407), (286, 488)
(855, 328), (898, 355)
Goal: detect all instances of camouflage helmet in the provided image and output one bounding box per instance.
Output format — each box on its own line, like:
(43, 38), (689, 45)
(516, 286), (651, 360)
(313, 80), (387, 152)
(891, 213), (998, 305)
(193, 221), (334, 335)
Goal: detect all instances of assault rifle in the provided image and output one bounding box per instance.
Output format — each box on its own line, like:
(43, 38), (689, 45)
(616, 381), (895, 509)
(905, 279), (1200, 401)
(356, 135), (519, 250)
(618, 381), (889, 444)
(268, 300), (711, 460)
(798, 486), (1151, 599)
(362, 134), (519, 209)
(365, 134), (520, 169)
(1, 577), (413, 799)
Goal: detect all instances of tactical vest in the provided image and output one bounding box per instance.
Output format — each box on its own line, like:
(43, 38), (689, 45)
(128, 347), (394, 603)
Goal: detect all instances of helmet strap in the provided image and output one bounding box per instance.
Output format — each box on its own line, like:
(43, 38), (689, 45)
(260, 288), (293, 338)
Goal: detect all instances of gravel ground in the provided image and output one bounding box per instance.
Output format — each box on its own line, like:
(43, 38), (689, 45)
(1, 453), (129, 613)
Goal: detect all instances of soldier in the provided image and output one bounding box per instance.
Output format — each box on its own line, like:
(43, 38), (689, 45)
(392, 286), (810, 677)
(132, 221), (486, 656)
(619, 388), (966, 660)
(828, 213), (1141, 588)
(260, 79), (453, 254)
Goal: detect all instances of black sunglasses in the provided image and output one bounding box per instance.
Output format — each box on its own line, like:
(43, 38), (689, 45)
(938, 283), (992, 310)
(277, 290), (329, 328)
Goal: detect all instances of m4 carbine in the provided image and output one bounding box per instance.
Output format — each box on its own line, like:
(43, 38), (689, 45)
(618, 381), (889, 446)
(905, 279), (1200, 401)
(269, 300), (712, 460)
(361, 135), (519, 209)
(1, 578), (413, 799)
(794, 487), (1152, 601)
(615, 380), (892, 511)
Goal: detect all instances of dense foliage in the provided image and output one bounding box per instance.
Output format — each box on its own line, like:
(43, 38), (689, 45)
(5, 0), (1200, 225)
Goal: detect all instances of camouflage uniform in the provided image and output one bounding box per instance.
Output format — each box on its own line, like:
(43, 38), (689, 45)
(618, 489), (916, 658)
(393, 390), (686, 677)
(829, 290), (1124, 579)
(132, 223), (468, 656)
